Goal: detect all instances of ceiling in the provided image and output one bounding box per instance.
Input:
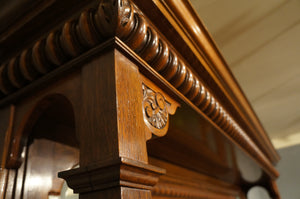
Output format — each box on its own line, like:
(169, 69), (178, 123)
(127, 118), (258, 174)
(190, 0), (300, 149)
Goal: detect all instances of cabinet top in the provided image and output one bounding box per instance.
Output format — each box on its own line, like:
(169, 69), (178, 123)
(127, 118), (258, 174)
(0, 0), (279, 178)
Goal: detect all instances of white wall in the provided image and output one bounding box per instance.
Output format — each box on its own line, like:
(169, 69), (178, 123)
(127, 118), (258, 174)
(248, 186), (271, 199)
(276, 144), (300, 198)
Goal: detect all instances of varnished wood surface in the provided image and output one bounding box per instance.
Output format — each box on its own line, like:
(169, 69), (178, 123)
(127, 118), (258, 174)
(0, 0), (46, 34)
(2, 138), (253, 199)
(5, 69), (81, 169)
(132, 0), (279, 164)
(1, 139), (79, 199)
(0, 0), (99, 64)
(0, 0), (281, 198)
(0, 41), (279, 198)
(116, 38), (278, 179)
(2, 137), (248, 199)
(0, 40), (280, 197)
(22, 140), (78, 199)
(0, 0), (278, 179)
(0, 0), (278, 178)
(150, 157), (242, 199)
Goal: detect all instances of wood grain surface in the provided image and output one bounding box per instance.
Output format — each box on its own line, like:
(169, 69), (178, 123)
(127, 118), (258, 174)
(0, 0), (281, 198)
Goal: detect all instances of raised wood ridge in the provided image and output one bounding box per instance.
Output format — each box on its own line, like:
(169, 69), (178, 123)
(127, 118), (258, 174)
(144, 0), (279, 164)
(58, 157), (165, 193)
(150, 157), (241, 199)
(0, 0), (278, 179)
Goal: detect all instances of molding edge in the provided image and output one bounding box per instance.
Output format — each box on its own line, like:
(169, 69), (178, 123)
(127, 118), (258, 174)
(58, 157), (165, 193)
(115, 0), (279, 179)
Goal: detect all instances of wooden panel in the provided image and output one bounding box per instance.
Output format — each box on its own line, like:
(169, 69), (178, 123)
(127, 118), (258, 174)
(22, 139), (78, 199)
(150, 157), (240, 199)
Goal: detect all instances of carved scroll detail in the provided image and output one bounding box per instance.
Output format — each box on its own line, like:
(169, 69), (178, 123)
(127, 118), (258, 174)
(142, 83), (177, 138)
(143, 84), (168, 130)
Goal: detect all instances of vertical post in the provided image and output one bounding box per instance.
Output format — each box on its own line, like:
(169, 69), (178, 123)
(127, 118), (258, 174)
(59, 48), (165, 198)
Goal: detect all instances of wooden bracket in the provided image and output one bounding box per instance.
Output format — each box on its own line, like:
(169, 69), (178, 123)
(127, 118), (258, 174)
(141, 77), (179, 140)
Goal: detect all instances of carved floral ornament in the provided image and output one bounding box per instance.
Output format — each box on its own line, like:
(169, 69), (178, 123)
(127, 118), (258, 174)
(142, 84), (178, 138)
(143, 84), (168, 129)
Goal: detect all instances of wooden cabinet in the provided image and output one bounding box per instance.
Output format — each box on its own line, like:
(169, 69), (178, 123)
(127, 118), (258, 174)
(0, 0), (280, 198)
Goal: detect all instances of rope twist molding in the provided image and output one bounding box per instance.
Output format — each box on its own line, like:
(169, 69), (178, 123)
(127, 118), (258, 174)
(0, 0), (278, 178)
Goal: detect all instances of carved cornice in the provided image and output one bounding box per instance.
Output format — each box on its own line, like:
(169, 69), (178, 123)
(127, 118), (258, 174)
(0, 0), (116, 95)
(115, 1), (279, 179)
(58, 157), (165, 193)
(0, 0), (278, 178)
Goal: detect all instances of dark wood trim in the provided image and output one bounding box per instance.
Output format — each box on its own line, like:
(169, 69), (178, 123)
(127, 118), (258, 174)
(58, 157), (165, 193)
(150, 157), (242, 199)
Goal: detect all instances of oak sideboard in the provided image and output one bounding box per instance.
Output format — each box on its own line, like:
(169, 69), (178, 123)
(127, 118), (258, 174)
(0, 0), (280, 198)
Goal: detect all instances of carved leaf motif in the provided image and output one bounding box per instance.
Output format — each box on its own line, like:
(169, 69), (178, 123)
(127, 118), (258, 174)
(143, 85), (168, 129)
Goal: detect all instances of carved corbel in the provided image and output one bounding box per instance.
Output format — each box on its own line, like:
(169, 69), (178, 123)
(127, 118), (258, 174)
(141, 78), (179, 140)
